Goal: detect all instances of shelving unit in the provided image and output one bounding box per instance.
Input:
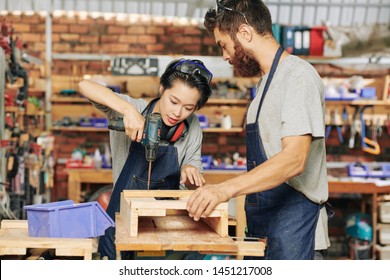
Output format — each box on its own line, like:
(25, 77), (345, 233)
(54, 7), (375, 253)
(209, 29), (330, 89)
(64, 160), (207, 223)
(0, 49), (6, 193)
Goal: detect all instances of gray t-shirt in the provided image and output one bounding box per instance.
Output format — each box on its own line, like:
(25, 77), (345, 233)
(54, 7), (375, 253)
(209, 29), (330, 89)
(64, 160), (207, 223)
(246, 55), (330, 250)
(91, 94), (203, 185)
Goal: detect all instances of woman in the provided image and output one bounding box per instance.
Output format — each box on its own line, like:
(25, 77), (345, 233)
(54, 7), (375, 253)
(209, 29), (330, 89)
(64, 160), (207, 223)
(78, 58), (213, 259)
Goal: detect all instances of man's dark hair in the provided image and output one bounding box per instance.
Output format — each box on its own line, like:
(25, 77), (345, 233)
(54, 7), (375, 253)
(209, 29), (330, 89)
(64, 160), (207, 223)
(204, 0), (273, 39)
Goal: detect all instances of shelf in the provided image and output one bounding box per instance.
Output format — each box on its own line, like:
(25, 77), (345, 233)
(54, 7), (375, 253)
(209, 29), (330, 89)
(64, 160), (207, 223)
(206, 98), (250, 105)
(50, 96), (89, 103)
(28, 89), (45, 97)
(5, 107), (46, 116)
(202, 127), (244, 133)
(326, 100), (390, 106)
(4, 106), (20, 113)
(51, 126), (108, 132)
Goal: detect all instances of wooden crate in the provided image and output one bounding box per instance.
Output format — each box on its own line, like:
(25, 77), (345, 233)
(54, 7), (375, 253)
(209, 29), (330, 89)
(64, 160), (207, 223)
(120, 190), (229, 238)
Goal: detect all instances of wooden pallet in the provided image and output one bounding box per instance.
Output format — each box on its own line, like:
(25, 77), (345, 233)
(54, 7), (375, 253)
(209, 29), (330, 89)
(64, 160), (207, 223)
(120, 190), (229, 238)
(0, 220), (94, 260)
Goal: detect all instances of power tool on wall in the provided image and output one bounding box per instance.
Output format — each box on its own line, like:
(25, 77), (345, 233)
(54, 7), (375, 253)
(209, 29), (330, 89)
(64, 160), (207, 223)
(108, 113), (162, 190)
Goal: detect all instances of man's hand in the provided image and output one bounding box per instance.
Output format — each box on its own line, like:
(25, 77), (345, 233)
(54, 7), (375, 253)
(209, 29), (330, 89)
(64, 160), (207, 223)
(180, 164), (205, 188)
(186, 184), (230, 221)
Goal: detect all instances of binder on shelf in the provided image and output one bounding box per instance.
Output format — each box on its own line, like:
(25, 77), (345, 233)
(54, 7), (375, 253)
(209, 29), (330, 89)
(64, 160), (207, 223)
(293, 26), (311, 56)
(272, 23), (282, 44)
(310, 26), (327, 56)
(281, 25), (295, 54)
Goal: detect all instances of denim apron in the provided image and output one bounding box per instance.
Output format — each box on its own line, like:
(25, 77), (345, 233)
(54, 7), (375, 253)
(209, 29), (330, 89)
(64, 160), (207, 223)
(98, 100), (181, 260)
(245, 46), (321, 260)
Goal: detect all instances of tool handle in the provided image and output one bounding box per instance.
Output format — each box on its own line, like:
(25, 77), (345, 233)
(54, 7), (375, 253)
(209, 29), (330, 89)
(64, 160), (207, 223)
(108, 118), (125, 132)
(362, 137), (381, 155)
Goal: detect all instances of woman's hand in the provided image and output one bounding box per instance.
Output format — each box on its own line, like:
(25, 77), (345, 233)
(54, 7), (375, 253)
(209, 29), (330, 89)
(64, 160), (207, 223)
(180, 164), (205, 188)
(123, 109), (145, 142)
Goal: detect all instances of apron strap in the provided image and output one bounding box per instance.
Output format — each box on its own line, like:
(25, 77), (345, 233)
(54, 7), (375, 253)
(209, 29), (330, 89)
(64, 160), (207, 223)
(255, 46), (284, 121)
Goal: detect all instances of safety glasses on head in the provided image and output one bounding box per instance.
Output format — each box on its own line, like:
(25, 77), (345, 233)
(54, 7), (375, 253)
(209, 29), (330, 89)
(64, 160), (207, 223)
(172, 59), (213, 84)
(215, 0), (250, 26)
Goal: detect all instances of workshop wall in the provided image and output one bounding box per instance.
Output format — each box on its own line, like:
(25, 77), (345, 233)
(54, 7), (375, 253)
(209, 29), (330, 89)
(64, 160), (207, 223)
(6, 13), (219, 78)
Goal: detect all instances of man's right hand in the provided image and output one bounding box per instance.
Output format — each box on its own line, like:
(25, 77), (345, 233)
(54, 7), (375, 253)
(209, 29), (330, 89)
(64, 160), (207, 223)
(186, 183), (229, 221)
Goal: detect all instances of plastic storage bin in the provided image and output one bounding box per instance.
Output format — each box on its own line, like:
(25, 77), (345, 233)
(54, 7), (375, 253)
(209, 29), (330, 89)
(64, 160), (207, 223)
(91, 118), (108, 128)
(376, 245), (390, 260)
(379, 202), (390, 223)
(24, 200), (114, 238)
(378, 224), (390, 245)
(347, 163), (369, 177)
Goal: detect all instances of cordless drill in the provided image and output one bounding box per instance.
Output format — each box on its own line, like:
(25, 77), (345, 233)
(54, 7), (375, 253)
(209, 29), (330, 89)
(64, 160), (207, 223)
(108, 113), (162, 189)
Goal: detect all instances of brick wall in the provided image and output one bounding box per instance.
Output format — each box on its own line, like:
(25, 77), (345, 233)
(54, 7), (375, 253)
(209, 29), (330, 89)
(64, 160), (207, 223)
(5, 13), (220, 78)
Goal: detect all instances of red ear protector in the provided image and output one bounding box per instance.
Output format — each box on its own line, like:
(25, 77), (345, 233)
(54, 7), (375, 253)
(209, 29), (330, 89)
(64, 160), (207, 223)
(142, 97), (189, 143)
(161, 120), (189, 143)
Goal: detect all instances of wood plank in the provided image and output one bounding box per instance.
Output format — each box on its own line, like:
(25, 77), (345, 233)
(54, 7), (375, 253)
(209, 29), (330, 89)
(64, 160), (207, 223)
(1, 220), (28, 229)
(123, 190), (194, 198)
(115, 215), (237, 253)
(0, 220), (94, 260)
(129, 197), (227, 213)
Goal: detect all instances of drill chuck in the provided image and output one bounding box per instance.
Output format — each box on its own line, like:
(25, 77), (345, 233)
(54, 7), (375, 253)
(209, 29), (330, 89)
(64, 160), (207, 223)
(144, 144), (158, 162)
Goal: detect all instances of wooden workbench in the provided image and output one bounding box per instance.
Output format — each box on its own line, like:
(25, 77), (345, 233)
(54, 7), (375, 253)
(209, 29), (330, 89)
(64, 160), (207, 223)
(116, 215), (243, 253)
(66, 168), (112, 203)
(0, 220), (94, 260)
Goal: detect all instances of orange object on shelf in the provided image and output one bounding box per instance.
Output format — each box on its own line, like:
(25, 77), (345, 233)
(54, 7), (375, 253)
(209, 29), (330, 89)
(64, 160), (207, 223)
(65, 159), (94, 169)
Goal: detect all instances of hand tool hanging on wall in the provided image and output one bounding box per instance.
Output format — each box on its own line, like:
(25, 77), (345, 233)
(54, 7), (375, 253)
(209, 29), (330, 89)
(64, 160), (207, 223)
(3, 20), (29, 105)
(325, 109), (344, 143)
(348, 105), (361, 149)
(360, 105), (381, 155)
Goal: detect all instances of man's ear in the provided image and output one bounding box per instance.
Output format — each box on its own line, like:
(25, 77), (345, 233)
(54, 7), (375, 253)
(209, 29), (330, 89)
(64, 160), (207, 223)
(237, 24), (253, 43)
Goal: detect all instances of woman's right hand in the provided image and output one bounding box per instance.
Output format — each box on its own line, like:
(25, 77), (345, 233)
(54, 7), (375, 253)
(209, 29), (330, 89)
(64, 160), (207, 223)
(122, 109), (145, 142)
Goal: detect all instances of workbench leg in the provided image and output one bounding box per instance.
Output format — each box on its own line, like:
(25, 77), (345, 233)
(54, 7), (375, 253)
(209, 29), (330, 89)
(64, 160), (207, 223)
(372, 193), (378, 259)
(68, 173), (81, 203)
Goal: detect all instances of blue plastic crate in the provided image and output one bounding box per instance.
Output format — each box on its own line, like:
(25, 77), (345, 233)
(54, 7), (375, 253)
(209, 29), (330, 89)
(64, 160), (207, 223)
(369, 164), (386, 178)
(201, 155), (212, 170)
(197, 114), (208, 129)
(384, 164), (390, 178)
(347, 163), (369, 177)
(79, 117), (93, 127)
(24, 200), (114, 238)
(360, 87), (376, 99)
(91, 118), (108, 128)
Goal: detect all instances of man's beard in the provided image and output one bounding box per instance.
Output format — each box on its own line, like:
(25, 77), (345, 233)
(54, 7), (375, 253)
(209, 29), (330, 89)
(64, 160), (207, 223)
(231, 42), (261, 77)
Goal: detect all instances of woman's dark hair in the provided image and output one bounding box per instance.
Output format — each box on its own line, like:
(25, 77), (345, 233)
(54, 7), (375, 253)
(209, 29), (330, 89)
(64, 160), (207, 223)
(159, 59), (212, 110)
(204, 0), (273, 39)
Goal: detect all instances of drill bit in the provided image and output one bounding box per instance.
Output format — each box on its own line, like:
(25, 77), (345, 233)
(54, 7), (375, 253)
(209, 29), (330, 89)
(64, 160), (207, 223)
(147, 161), (152, 190)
